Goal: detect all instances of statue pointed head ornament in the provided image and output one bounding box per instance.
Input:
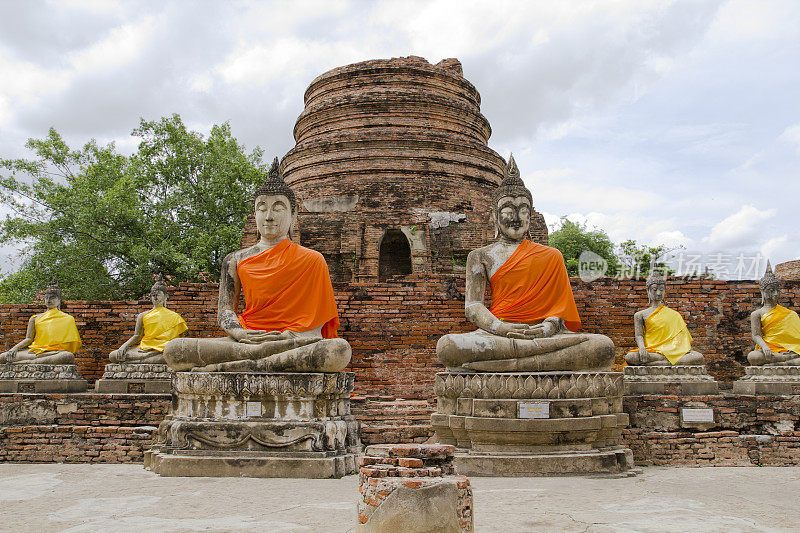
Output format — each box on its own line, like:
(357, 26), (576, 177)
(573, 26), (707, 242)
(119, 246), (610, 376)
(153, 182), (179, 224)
(759, 260), (782, 291)
(645, 268), (667, 288)
(253, 157), (297, 211)
(44, 277), (62, 299)
(491, 153), (532, 207)
(151, 272), (168, 296)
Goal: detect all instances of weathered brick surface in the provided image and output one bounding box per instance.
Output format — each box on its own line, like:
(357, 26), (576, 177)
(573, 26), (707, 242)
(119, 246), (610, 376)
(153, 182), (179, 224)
(622, 394), (800, 466)
(241, 56), (548, 283)
(0, 393), (169, 463)
(776, 260), (800, 281)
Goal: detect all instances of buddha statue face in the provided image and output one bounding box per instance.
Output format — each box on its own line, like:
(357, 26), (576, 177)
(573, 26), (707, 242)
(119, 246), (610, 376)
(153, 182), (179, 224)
(44, 292), (61, 309)
(493, 195), (531, 241)
(255, 193), (294, 241)
(647, 281), (666, 303)
(151, 289), (167, 308)
(761, 284), (781, 305)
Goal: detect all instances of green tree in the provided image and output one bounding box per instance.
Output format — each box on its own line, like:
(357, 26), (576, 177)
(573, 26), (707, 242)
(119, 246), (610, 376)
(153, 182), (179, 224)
(616, 239), (679, 278)
(548, 218), (620, 277)
(0, 114), (266, 302)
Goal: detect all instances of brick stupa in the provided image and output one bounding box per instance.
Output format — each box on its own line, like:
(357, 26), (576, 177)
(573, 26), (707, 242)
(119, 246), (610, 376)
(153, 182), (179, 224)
(243, 56), (547, 283)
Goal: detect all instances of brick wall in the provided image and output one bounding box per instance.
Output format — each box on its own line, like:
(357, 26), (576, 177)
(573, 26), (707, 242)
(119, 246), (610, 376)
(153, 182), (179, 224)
(0, 393), (169, 463)
(3, 277), (798, 389)
(622, 393), (800, 466)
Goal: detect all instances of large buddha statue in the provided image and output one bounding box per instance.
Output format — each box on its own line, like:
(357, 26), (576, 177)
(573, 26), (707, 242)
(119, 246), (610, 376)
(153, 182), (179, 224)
(162, 158), (351, 373)
(436, 155), (614, 372)
(625, 270), (704, 366)
(747, 262), (800, 366)
(109, 274), (187, 364)
(0, 278), (81, 364)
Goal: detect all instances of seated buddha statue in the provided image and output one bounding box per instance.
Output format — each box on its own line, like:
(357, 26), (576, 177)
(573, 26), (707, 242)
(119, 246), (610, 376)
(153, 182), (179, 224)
(109, 274), (187, 364)
(624, 270), (704, 366)
(0, 278), (81, 364)
(436, 155), (615, 372)
(163, 158), (351, 373)
(747, 262), (800, 366)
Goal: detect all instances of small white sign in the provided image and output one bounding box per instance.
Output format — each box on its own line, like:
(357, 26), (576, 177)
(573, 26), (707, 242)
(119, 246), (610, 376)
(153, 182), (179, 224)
(681, 408), (714, 423)
(519, 401), (550, 419)
(246, 402), (262, 418)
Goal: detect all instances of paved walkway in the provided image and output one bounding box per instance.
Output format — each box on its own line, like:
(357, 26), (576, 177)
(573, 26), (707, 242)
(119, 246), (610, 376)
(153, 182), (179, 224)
(1, 464), (798, 531)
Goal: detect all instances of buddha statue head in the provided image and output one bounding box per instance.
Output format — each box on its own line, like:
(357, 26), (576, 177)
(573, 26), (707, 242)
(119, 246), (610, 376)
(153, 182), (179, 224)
(150, 273), (168, 308)
(491, 154), (532, 242)
(252, 157), (297, 243)
(759, 261), (781, 304)
(645, 269), (667, 304)
(43, 277), (62, 309)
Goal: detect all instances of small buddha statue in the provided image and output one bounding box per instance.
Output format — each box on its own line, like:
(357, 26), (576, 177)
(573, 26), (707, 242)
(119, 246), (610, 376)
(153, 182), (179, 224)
(162, 158), (351, 372)
(0, 278), (81, 364)
(624, 270), (704, 366)
(109, 274), (187, 364)
(747, 262), (800, 366)
(436, 155), (614, 372)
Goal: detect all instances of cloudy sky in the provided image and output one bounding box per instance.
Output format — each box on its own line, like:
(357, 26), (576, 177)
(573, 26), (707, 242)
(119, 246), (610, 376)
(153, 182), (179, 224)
(1, 0), (798, 278)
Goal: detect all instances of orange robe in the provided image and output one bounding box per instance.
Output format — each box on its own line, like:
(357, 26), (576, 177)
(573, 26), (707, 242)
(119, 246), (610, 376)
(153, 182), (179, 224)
(489, 239), (582, 332)
(237, 239), (340, 338)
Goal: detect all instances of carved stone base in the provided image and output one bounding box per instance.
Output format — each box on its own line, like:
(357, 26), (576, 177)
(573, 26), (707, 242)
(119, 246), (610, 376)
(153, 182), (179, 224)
(146, 371), (360, 478)
(623, 365), (719, 395)
(453, 446), (633, 477)
(431, 371), (633, 476)
(733, 366), (800, 395)
(0, 363), (87, 393)
(94, 363), (172, 393)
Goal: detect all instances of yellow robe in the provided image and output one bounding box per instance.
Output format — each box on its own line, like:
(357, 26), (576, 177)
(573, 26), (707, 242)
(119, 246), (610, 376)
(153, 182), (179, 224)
(28, 308), (82, 354)
(760, 305), (800, 355)
(138, 307), (188, 352)
(629, 305), (693, 365)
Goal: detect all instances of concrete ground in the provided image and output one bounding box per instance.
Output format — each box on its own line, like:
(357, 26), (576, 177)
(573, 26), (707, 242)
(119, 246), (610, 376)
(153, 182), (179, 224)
(0, 465), (798, 532)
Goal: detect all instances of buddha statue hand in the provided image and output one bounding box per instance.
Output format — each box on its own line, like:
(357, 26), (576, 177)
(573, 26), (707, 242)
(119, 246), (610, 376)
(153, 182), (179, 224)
(228, 328), (300, 345)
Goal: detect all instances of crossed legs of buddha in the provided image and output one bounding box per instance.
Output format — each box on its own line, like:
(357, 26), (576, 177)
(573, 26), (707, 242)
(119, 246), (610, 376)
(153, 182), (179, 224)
(436, 330), (615, 372)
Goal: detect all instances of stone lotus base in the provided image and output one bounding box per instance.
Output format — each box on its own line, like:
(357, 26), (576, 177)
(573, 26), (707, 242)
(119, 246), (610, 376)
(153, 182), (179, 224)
(733, 366), (800, 395)
(0, 363), (87, 393)
(94, 363), (172, 393)
(145, 371), (360, 478)
(431, 371), (633, 476)
(623, 365), (719, 395)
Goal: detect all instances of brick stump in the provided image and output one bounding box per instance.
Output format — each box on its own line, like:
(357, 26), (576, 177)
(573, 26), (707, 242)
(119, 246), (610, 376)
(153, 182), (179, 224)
(432, 371), (633, 476)
(146, 372), (360, 478)
(733, 366), (800, 395)
(0, 363), (87, 393)
(94, 363), (172, 393)
(624, 365), (719, 395)
(357, 443), (473, 533)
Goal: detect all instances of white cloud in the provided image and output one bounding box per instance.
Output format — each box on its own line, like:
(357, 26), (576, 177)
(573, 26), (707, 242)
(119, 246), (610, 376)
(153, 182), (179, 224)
(761, 234), (800, 265)
(778, 123), (800, 154)
(703, 205), (776, 249)
(69, 17), (155, 73)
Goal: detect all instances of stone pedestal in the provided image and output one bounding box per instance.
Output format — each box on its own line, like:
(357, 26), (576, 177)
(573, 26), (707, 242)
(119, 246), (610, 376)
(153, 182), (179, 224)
(733, 366), (800, 395)
(94, 363), (172, 393)
(357, 444), (472, 533)
(623, 365), (719, 395)
(431, 371), (633, 476)
(146, 371), (360, 478)
(0, 363), (87, 393)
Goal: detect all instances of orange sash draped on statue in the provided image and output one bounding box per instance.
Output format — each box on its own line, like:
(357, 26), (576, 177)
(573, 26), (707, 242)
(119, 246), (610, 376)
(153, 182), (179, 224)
(237, 239), (340, 338)
(489, 239), (582, 332)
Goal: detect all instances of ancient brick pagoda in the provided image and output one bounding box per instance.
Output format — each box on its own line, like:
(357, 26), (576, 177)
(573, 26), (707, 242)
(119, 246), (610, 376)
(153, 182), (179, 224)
(242, 56), (547, 282)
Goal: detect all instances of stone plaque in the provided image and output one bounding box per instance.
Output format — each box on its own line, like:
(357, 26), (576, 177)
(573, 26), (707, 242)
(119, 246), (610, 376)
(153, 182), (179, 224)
(681, 408), (714, 423)
(518, 401), (549, 419)
(128, 383), (145, 393)
(246, 401), (262, 418)
(18, 382), (35, 393)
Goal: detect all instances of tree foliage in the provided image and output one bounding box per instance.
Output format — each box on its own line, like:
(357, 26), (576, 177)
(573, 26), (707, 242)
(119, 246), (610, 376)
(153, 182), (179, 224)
(0, 114), (266, 303)
(548, 218), (620, 276)
(616, 239), (678, 277)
